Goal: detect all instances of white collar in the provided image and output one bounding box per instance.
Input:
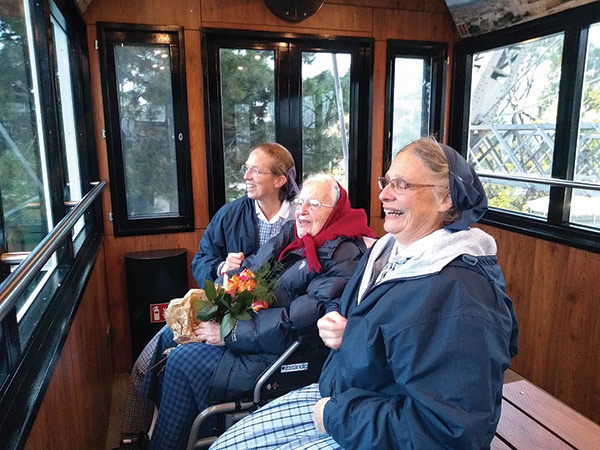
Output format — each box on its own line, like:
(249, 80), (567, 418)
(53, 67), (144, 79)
(357, 228), (497, 302)
(255, 199), (294, 224)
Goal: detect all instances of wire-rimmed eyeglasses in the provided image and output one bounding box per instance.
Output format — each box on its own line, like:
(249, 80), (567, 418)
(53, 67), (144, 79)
(241, 165), (275, 178)
(292, 197), (334, 211)
(377, 176), (440, 192)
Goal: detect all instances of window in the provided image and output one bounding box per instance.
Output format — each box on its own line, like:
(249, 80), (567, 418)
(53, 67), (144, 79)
(467, 33), (564, 219)
(384, 41), (446, 170)
(574, 23), (600, 229)
(98, 24), (193, 235)
(50, 6), (84, 237)
(0, 0), (101, 446)
(301, 51), (351, 186)
(218, 48), (276, 202)
(0, 0), (53, 259)
(204, 31), (373, 215)
(451, 5), (600, 252)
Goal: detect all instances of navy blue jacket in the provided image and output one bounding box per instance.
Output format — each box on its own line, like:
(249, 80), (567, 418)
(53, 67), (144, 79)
(319, 247), (519, 450)
(191, 196), (266, 285)
(209, 221), (367, 402)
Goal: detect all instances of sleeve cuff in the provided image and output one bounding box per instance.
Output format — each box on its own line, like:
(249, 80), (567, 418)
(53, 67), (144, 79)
(313, 397), (330, 434)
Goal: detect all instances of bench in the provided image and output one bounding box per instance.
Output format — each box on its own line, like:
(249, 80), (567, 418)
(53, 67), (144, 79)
(492, 372), (600, 449)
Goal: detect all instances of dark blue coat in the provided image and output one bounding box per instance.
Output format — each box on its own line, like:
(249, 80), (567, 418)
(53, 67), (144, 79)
(209, 221), (367, 402)
(191, 196), (266, 285)
(319, 248), (519, 450)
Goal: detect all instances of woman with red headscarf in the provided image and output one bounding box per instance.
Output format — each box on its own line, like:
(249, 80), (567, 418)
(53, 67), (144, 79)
(147, 174), (375, 450)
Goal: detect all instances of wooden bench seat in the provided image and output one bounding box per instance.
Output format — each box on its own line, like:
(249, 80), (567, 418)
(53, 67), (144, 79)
(492, 375), (600, 449)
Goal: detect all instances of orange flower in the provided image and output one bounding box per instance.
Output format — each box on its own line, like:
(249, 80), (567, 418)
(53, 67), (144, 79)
(251, 300), (269, 312)
(236, 269), (256, 293)
(223, 273), (240, 296)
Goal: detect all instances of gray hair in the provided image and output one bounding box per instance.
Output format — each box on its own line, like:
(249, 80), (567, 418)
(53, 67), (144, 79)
(301, 173), (340, 205)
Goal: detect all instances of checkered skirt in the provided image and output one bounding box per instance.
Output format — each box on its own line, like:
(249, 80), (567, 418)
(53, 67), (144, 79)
(209, 383), (342, 450)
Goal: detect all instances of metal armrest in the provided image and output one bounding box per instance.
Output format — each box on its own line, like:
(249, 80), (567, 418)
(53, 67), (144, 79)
(253, 340), (301, 403)
(186, 401), (254, 450)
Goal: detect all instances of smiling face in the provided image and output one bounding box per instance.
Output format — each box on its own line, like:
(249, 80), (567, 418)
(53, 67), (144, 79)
(244, 149), (286, 202)
(294, 180), (336, 238)
(380, 150), (452, 246)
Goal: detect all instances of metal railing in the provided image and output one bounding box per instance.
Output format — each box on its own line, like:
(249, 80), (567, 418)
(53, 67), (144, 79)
(477, 171), (600, 192)
(0, 181), (106, 322)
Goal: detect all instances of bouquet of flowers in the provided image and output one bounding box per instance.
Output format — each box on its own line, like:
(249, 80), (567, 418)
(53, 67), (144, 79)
(194, 261), (283, 339)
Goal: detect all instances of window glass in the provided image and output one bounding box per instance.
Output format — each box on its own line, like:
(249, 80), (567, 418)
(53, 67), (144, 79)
(0, 1), (53, 254)
(114, 43), (179, 218)
(50, 12), (83, 236)
(219, 48), (275, 202)
(302, 51), (351, 189)
(392, 57), (428, 156)
(467, 33), (564, 218)
(573, 23), (600, 229)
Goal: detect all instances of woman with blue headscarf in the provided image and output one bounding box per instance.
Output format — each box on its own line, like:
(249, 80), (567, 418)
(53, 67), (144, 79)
(210, 137), (519, 450)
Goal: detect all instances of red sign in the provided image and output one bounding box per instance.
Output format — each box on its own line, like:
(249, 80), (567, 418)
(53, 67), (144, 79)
(149, 302), (169, 323)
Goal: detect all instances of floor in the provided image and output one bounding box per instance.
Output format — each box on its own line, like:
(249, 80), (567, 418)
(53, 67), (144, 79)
(105, 373), (130, 450)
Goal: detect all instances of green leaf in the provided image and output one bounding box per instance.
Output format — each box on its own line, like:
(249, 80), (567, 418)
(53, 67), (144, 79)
(204, 280), (217, 300)
(236, 310), (251, 321)
(220, 313), (236, 339)
(234, 289), (253, 305)
(196, 302), (219, 322)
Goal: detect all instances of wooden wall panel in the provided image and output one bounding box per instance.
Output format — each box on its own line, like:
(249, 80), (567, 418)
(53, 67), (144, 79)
(372, 8), (457, 41)
(103, 231), (203, 372)
(25, 246), (113, 450)
(185, 28), (210, 229)
(369, 39), (387, 223)
(478, 225), (600, 424)
(329, 0), (447, 11)
(85, 0), (201, 29)
(200, 0), (373, 35)
(87, 24), (113, 236)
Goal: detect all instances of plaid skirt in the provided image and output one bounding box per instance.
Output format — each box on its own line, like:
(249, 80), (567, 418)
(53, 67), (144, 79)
(148, 340), (226, 450)
(209, 383), (342, 450)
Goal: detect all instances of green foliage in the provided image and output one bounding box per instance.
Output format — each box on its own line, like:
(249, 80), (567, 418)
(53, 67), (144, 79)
(195, 262), (281, 339)
(301, 66), (350, 178)
(220, 49), (276, 201)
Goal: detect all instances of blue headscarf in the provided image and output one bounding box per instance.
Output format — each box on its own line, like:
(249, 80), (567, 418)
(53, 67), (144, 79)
(281, 166), (300, 201)
(440, 144), (488, 231)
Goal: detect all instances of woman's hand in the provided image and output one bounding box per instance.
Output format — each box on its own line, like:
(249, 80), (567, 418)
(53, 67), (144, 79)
(317, 311), (347, 350)
(193, 321), (225, 346)
(221, 252), (245, 273)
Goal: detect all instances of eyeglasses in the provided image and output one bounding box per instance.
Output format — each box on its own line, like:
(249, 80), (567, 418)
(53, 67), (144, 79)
(292, 198), (334, 210)
(377, 176), (439, 192)
(241, 165), (274, 178)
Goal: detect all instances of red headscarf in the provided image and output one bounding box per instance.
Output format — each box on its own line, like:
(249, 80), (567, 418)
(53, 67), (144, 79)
(278, 183), (375, 273)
